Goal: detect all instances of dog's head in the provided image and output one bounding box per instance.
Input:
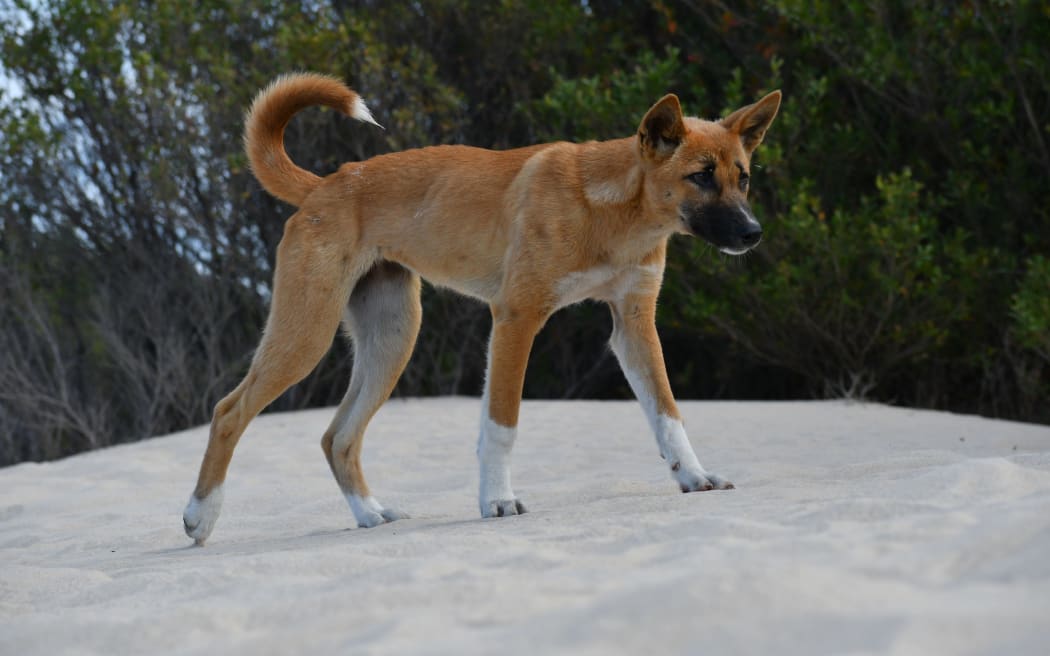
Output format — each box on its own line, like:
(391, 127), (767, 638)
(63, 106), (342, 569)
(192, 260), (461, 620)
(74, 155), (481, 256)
(637, 91), (781, 254)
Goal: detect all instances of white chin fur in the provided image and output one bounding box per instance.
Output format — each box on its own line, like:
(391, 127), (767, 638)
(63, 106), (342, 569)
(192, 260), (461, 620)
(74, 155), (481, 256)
(183, 484), (224, 546)
(719, 246), (751, 255)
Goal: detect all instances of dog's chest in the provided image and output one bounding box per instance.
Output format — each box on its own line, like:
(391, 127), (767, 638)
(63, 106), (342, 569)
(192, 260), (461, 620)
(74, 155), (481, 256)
(553, 265), (661, 308)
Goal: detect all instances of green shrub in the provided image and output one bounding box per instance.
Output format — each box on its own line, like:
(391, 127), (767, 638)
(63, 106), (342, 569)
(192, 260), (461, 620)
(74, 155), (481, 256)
(662, 170), (984, 398)
(528, 47), (690, 142)
(1013, 256), (1050, 363)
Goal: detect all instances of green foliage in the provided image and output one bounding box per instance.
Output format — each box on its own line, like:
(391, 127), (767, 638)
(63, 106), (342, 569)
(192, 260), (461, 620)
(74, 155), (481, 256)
(665, 171), (982, 397)
(530, 47), (688, 142)
(0, 0), (368, 463)
(518, 1), (1048, 412)
(2, 0), (1049, 464)
(1013, 256), (1050, 361)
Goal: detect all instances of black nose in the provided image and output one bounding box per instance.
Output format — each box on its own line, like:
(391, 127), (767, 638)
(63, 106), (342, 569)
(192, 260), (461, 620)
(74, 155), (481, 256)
(740, 226), (763, 247)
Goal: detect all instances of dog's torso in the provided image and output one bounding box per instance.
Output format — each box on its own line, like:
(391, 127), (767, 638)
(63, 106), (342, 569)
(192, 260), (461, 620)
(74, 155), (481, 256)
(301, 139), (669, 314)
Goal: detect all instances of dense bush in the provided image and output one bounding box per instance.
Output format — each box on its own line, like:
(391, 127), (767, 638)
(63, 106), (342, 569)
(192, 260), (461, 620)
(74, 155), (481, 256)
(1, 1), (1047, 464)
(665, 171), (982, 398)
(527, 0), (1050, 417)
(1014, 256), (1050, 361)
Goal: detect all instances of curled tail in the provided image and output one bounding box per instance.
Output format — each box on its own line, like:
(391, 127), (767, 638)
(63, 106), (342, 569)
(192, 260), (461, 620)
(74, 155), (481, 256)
(244, 73), (381, 207)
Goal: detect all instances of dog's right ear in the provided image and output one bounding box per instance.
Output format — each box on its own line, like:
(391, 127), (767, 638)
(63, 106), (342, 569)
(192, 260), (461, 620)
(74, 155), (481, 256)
(638, 94), (685, 162)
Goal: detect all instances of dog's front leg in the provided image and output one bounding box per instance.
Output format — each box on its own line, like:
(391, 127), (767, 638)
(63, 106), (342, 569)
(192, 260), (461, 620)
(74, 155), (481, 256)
(609, 293), (734, 492)
(477, 306), (544, 518)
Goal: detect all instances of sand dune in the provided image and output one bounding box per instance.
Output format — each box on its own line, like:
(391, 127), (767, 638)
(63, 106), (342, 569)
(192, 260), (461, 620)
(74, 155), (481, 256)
(2, 398), (1049, 655)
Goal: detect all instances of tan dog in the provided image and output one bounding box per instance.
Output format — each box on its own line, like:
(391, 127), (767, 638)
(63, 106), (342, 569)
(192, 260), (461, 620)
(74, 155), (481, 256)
(183, 73), (781, 544)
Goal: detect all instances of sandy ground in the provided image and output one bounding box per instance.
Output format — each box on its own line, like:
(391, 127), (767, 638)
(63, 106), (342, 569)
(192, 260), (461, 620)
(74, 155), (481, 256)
(1, 398), (1049, 655)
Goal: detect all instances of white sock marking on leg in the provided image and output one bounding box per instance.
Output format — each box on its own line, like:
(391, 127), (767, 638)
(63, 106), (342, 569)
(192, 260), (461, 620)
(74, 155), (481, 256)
(344, 492), (386, 528)
(655, 414), (706, 475)
(478, 416), (517, 515)
(183, 484), (224, 545)
(477, 335), (520, 516)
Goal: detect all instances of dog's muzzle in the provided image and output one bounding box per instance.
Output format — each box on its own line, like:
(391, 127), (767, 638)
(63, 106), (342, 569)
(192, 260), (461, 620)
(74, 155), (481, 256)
(681, 202), (763, 254)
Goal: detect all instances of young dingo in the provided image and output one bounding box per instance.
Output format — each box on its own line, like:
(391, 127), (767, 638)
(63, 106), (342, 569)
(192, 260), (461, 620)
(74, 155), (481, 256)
(183, 73), (781, 544)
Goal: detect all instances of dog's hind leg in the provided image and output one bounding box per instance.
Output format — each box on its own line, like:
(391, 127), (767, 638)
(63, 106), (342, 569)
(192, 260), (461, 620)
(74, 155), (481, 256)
(320, 261), (422, 528)
(183, 212), (371, 545)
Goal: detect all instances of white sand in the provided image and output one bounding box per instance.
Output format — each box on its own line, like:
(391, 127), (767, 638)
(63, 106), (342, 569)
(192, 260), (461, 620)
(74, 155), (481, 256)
(1, 398), (1049, 655)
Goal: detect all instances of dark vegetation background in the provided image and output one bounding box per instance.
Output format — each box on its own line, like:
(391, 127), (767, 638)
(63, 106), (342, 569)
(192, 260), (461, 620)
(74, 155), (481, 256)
(1, 1), (1048, 465)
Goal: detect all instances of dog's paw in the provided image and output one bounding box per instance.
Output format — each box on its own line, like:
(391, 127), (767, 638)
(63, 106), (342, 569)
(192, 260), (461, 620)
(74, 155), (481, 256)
(675, 467), (735, 493)
(345, 493), (408, 528)
(183, 485), (224, 546)
(355, 511), (386, 529)
(481, 498), (528, 518)
(379, 507), (409, 522)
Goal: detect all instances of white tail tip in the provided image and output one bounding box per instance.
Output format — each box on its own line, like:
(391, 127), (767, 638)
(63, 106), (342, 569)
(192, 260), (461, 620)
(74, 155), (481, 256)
(352, 97), (384, 129)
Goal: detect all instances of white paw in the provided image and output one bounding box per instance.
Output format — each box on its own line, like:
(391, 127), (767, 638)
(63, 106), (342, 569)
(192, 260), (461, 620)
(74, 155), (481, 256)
(673, 464), (735, 493)
(481, 498), (528, 518)
(183, 485), (224, 546)
(477, 418), (523, 519)
(345, 493), (408, 528)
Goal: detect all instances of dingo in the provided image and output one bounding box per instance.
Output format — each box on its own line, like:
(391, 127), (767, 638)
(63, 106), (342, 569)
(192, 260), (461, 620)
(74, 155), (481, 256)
(183, 73), (781, 544)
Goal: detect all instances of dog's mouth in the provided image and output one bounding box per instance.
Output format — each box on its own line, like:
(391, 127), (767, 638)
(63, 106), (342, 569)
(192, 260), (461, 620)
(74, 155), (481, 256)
(680, 202), (763, 255)
(718, 245), (752, 256)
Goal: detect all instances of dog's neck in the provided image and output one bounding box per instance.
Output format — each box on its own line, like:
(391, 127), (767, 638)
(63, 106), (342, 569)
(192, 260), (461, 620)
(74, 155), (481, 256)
(579, 137), (644, 210)
(576, 137), (678, 261)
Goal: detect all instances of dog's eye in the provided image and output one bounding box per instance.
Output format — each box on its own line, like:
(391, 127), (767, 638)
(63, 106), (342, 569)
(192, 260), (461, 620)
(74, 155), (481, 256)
(688, 167), (717, 190)
(739, 173), (750, 191)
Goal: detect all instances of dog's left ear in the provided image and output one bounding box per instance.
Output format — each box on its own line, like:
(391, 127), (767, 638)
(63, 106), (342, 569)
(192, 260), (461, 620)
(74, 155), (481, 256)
(720, 90), (782, 153)
(638, 94), (686, 161)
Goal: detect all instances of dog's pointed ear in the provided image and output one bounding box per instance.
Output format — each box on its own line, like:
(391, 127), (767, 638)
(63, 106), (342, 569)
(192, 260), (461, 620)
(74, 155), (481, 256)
(720, 90), (782, 153)
(638, 94), (686, 161)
